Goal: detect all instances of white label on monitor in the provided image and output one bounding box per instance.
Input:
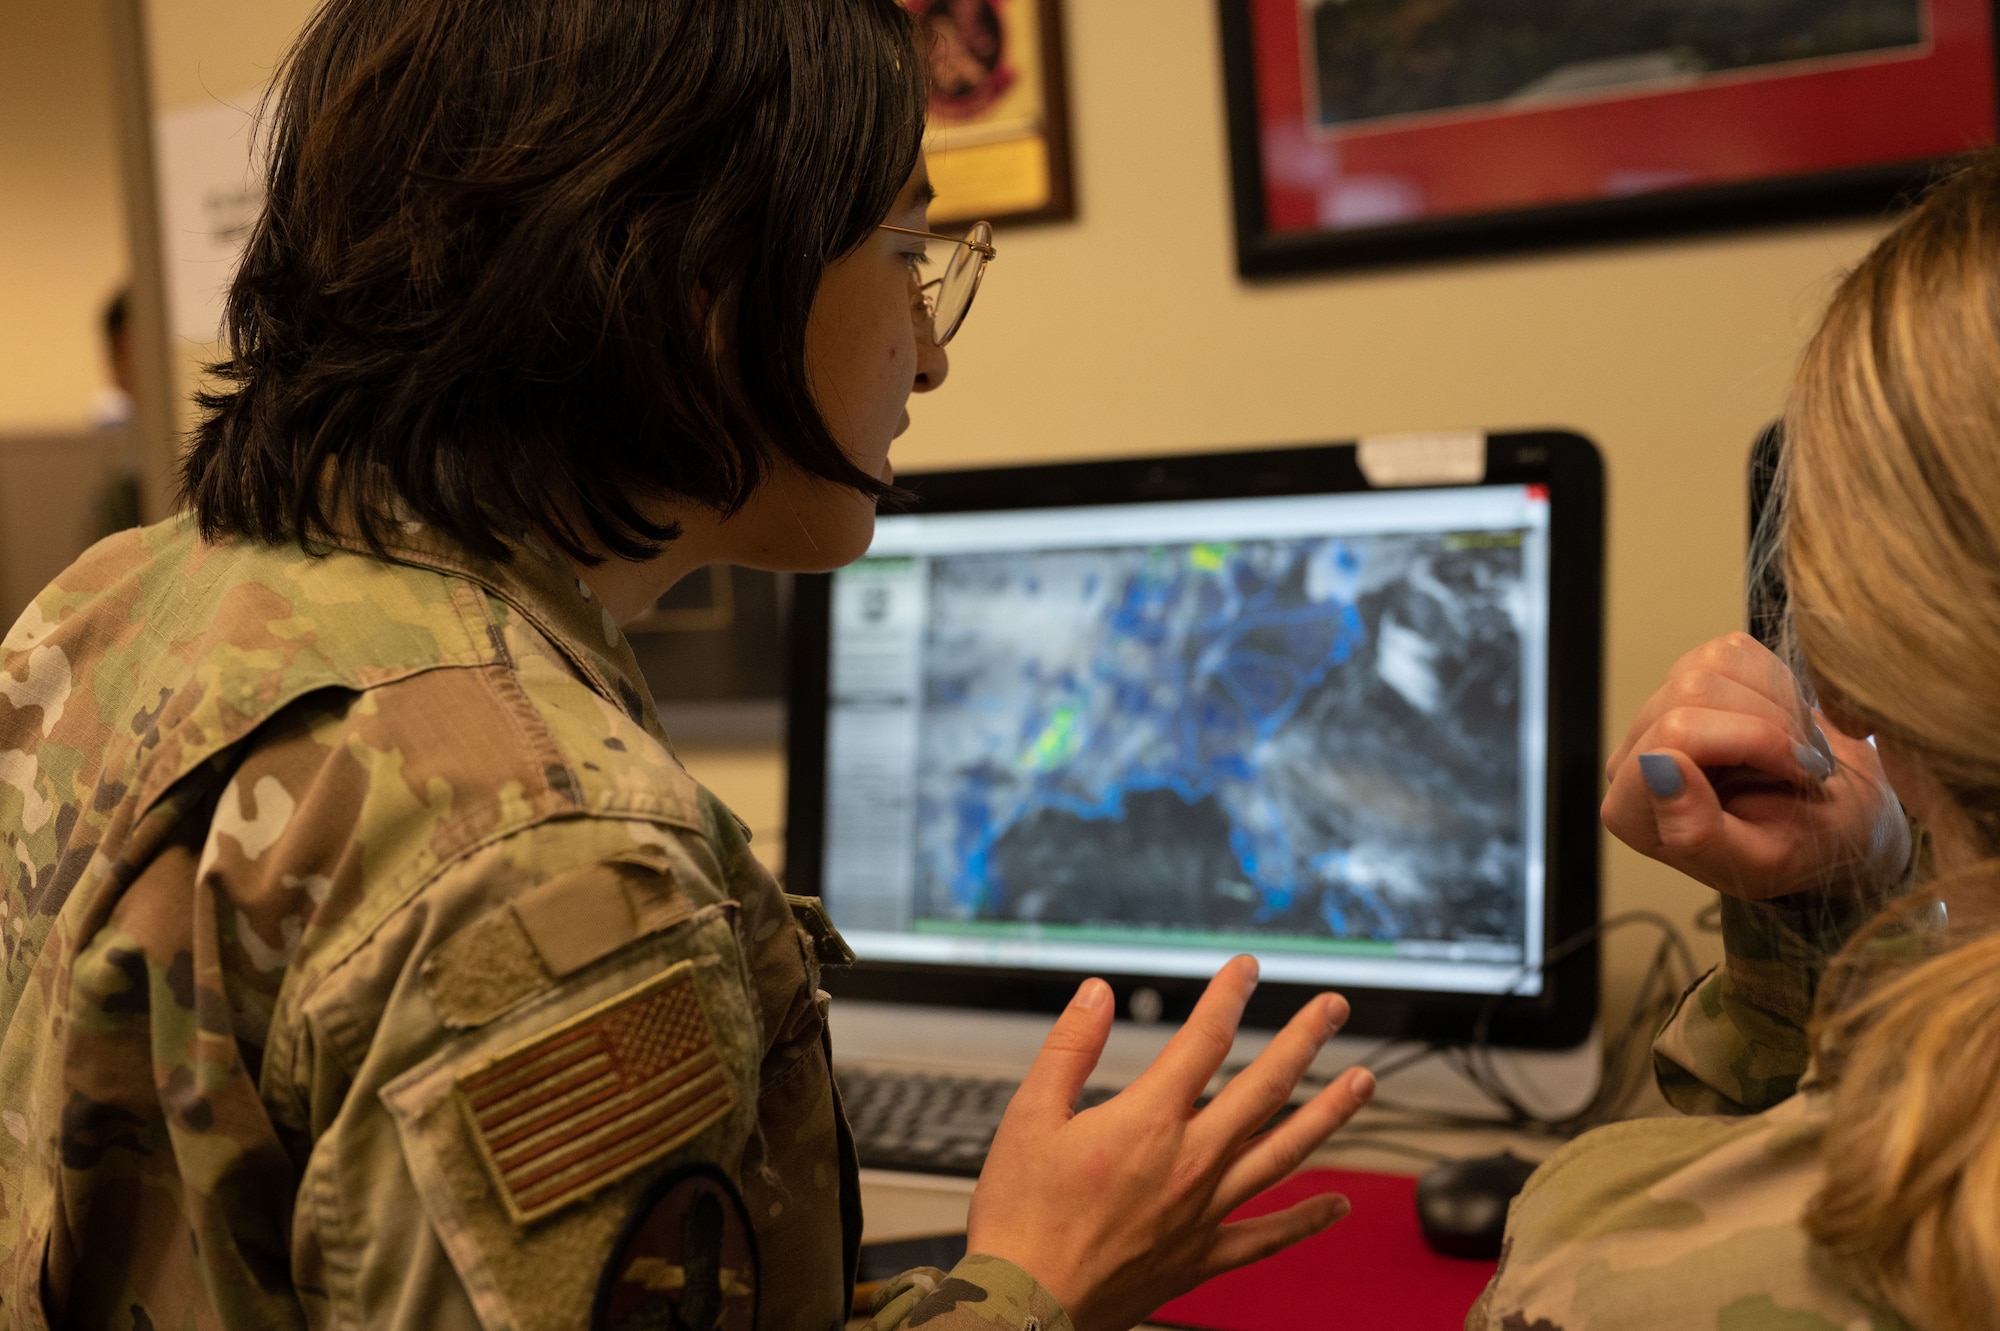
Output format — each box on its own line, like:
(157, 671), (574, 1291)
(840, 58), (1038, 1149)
(1356, 432), (1486, 488)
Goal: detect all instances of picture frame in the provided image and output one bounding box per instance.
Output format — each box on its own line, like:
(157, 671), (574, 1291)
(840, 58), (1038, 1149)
(909, 0), (1077, 227)
(627, 568), (791, 746)
(1218, 0), (1999, 276)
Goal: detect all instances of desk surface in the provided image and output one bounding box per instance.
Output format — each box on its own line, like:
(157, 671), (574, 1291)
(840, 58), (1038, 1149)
(835, 998), (1598, 1328)
(857, 1111), (1551, 1330)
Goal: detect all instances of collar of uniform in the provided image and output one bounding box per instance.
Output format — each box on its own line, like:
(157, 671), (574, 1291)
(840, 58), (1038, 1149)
(321, 517), (667, 743)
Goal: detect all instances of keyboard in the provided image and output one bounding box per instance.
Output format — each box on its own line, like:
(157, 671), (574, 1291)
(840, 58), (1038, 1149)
(835, 1068), (1119, 1176)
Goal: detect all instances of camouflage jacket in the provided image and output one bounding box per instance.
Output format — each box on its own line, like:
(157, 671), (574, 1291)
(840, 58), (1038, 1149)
(1468, 893), (1910, 1331)
(0, 517), (1071, 1331)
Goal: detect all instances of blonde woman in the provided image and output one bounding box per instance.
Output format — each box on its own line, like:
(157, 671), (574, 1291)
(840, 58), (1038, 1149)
(1473, 151), (2000, 1331)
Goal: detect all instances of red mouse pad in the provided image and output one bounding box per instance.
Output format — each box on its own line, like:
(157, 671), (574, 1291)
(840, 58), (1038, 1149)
(1151, 1168), (1498, 1331)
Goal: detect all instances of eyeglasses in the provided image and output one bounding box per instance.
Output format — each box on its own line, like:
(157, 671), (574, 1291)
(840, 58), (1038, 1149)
(877, 221), (995, 347)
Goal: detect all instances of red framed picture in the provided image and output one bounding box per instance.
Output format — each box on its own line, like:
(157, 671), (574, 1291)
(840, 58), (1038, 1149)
(1219, 0), (1999, 274)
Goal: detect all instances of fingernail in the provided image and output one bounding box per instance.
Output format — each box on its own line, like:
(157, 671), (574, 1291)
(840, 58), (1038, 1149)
(1794, 739), (1833, 784)
(1238, 953), (1260, 982)
(1808, 724), (1836, 775)
(1637, 753), (1684, 799)
(1072, 978), (1110, 1011)
(1324, 994), (1348, 1038)
(1351, 1067), (1376, 1103)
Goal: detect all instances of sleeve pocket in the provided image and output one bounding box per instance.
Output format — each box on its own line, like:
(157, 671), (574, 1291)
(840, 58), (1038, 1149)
(379, 911), (761, 1331)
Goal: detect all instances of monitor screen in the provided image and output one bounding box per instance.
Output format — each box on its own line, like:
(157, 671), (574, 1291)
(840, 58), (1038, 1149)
(816, 482), (1553, 998)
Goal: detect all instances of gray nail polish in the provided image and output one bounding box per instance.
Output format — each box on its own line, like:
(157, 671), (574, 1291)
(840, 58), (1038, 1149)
(1638, 753), (1684, 799)
(1795, 737), (1833, 784)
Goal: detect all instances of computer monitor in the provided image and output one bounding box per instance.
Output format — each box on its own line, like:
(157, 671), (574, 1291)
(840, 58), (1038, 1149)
(786, 432), (1602, 1048)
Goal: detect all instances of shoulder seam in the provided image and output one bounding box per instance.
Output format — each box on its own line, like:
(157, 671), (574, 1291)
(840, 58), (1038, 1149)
(266, 770), (709, 1077)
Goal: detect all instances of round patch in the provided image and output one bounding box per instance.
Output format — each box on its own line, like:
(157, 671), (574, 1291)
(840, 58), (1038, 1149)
(592, 1165), (759, 1331)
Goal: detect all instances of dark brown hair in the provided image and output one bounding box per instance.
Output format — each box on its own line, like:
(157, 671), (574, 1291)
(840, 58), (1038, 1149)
(184, 0), (926, 563)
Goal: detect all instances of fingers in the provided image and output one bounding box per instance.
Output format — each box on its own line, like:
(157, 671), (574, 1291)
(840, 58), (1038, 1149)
(1610, 706), (1830, 801)
(1605, 633), (1814, 782)
(1134, 955), (1259, 1108)
(1604, 748), (1726, 859)
(1606, 664), (1808, 782)
(1201, 1192), (1351, 1280)
(1196, 992), (1347, 1151)
(1603, 747), (1860, 896)
(1670, 633), (1802, 715)
(1605, 746), (1802, 872)
(1012, 977), (1114, 1121)
(1213, 1066), (1375, 1212)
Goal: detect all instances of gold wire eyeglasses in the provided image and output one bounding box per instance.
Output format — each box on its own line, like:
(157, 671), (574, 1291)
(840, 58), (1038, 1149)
(877, 220), (996, 347)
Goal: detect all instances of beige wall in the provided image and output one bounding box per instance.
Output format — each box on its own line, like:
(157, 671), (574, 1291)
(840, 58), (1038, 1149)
(691, 1), (1889, 1015)
(144, 0), (321, 436)
(147, 0), (318, 110)
(0, 0), (128, 431)
(95, 0), (1893, 1018)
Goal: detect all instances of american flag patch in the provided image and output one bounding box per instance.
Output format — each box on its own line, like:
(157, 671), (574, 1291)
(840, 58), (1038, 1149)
(455, 962), (733, 1223)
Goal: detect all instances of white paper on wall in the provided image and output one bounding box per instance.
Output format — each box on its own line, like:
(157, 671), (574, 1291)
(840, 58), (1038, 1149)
(155, 95), (266, 346)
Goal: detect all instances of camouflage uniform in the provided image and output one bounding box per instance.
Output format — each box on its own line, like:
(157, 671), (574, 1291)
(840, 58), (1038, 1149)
(1469, 894), (1913, 1331)
(0, 516), (1072, 1331)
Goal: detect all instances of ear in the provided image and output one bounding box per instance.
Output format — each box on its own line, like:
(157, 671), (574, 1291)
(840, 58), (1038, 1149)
(1819, 697), (1874, 741)
(1807, 671), (1872, 741)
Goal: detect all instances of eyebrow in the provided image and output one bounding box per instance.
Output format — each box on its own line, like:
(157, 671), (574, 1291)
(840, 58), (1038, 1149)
(908, 178), (937, 212)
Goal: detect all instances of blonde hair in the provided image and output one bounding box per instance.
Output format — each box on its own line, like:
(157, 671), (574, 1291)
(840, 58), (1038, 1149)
(1785, 152), (2000, 1331)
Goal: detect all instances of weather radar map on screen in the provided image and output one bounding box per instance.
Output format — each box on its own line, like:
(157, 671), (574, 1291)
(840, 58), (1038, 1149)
(821, 485), (1550, 996)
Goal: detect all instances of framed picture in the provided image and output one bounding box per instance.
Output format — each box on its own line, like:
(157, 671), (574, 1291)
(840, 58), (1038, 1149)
(1219, 0), (1999, 275)
(909, 0), (1076, 226)
(627, 568), (791, 746)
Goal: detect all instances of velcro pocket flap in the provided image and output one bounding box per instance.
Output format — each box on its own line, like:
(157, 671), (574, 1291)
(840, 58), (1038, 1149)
(423, 848), (696, 1029)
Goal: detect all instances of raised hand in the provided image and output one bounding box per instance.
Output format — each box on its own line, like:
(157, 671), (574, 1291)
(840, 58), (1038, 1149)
(1601, 632), (1907, 899)
(964, 956), (1375, 1331)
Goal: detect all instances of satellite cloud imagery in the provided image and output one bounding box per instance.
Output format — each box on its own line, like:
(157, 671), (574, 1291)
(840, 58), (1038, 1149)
(910, 530), (1534, 956)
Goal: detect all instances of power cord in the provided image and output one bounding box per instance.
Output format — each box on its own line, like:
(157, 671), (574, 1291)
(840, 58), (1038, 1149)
(1226, 910), (1706, 1141)
(1457, 909), (1700, 1136)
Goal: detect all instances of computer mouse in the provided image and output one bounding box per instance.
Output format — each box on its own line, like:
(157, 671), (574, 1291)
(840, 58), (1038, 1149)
(1415, 1151), (1541, 1260)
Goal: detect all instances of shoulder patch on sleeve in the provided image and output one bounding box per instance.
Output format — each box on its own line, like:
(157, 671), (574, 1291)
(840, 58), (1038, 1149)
(457, 960), (734, 1223)
(592, 1165), (757, 1331)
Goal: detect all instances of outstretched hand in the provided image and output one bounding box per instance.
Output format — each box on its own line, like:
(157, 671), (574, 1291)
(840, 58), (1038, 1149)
(1601, 632), (1908, 900)
(964, 956), (1375, 1331)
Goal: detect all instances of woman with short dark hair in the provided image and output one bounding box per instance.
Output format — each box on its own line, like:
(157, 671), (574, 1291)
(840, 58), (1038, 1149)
(187, 0), (922, 569)
(0, 3), (1374, 1329)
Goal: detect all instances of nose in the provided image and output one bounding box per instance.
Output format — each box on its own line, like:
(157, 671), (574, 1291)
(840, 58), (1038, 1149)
(913, 320), (950, 394)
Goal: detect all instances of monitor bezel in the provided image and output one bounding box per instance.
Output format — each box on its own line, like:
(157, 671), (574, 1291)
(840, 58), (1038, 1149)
(785, 432), (1603, 1047)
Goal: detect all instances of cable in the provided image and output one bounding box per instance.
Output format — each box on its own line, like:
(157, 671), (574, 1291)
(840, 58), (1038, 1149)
(1307, 911), (1706, 1142)
(1362, 1040), (1451, 1082)
(1311, 1136), (1458, 1166)
(1206, 911), (1707, 1144)
(1449, 910), (1701, 1137)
